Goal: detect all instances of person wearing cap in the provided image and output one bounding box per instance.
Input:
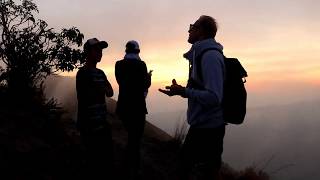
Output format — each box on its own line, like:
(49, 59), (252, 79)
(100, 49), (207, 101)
(76, 38), (114, 179)
(115, 40), (151, 179)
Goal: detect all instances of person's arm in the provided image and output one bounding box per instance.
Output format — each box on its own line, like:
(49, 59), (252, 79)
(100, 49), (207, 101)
(143, 61), (151, 90)
(101, 69), (113, 97)
(105, 78), (113, 97)
(185, 51), (224, 107)
(115, 61), (121, 85)
(76, 69), (85, 102)
(159, 79), (186, 97)
(102, 70), (113, 97)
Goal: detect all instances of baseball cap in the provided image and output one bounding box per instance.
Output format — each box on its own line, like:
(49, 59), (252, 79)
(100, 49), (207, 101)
(126, 40), (140, 51)
(84, 38), (108, 51)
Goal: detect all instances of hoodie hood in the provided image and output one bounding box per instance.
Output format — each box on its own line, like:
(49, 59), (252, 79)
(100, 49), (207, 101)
(183, 38), (223, 61)
(124, 53), (141, 61)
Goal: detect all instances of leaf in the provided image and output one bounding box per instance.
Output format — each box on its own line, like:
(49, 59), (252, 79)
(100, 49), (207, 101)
(0, 0), (85, 86)
(28, 16), (35, 23)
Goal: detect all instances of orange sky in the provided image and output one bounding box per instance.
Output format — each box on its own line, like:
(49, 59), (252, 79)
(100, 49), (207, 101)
(30, 0), (320, 105)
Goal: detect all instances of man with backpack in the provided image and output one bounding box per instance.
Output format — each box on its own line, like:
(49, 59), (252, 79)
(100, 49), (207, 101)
(159, 15), (226, 180)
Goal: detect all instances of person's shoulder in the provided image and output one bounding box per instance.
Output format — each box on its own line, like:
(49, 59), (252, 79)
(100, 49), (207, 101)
(96, 68), (106, 75)
(77, 66), (85, 71)
(137, 59), (147, 66)
(115, 59), (125, 69)
(202, 50), (224, 68)
(139, 59), (147, 64)
(204, 49), (224, 60)
(116, 59), (125, 65)
(130, 60), (146, 70)
(76, 66), (87, 77)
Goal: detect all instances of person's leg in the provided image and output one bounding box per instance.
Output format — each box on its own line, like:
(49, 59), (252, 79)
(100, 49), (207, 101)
(96, 125), (113, 179)
(82, 125), (113, 180)
(119, 115), (131, 178)
(194, 126), (225, 180)
(178, 126), (225, 180)
(80, 130), (91, 179)
(127, 114), (145, 178)
(179, 128), (197, 180)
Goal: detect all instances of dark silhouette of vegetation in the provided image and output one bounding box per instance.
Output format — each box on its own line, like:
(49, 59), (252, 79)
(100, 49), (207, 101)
(0, 1), (85, 178)
(0, 0), (85, 145)
(0, 0), (84, 95)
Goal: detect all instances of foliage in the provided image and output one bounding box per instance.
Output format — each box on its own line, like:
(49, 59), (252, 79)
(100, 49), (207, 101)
(0, 0), (84, 90)
(172, 117), (188, 147)
(0, 3), (85, 176)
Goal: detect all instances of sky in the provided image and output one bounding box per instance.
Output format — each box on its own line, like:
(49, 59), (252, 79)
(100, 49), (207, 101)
(34, 0), (320, 179)
(29, 1), (320, 178)
(30, 0), (320, 107)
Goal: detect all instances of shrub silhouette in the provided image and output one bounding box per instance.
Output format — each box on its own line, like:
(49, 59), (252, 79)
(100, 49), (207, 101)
(0, 0), (84, 95)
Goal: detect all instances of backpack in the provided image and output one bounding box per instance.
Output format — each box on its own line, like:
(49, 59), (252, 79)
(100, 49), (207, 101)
(187, 48), (248, 125)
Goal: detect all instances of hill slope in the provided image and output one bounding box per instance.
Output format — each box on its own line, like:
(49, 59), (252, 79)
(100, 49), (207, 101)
(0, 75), (267, 180)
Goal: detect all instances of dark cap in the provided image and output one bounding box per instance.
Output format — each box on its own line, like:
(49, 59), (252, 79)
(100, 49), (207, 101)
(84, 38), (108, 51)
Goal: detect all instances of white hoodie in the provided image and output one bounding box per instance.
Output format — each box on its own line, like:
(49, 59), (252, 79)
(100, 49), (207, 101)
(184, 38), (225, 128)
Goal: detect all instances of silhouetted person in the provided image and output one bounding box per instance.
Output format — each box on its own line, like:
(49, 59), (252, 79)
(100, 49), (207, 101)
(159, 15), (225, 180)
(115, 40), (151, 179)
(76, 38), (114, 179)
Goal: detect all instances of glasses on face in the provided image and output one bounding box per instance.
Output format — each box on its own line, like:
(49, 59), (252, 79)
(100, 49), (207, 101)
(189, 24), (200, 31)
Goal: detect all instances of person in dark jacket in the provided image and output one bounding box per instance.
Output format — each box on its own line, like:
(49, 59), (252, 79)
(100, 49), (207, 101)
(115, 40), (151, 179)
(76, 38), (114, 179)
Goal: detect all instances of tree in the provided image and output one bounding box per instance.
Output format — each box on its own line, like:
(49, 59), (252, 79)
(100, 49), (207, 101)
(0, 2), (86, 177)
(0, 0), (84, 92)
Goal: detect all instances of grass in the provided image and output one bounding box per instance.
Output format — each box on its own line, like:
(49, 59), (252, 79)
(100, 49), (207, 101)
(172, 116), (189, 147)
(170, 117), (273, 180)
(0, 82), (273, 180)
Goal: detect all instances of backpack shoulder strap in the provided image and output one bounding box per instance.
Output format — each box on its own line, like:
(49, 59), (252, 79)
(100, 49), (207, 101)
(195, 48), (224, 82)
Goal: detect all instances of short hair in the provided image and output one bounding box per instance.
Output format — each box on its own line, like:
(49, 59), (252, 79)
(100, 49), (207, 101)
(197, 15), (218, 38)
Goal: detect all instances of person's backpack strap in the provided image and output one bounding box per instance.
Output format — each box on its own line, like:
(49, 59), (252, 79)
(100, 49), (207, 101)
(195, 48), (224, 82)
